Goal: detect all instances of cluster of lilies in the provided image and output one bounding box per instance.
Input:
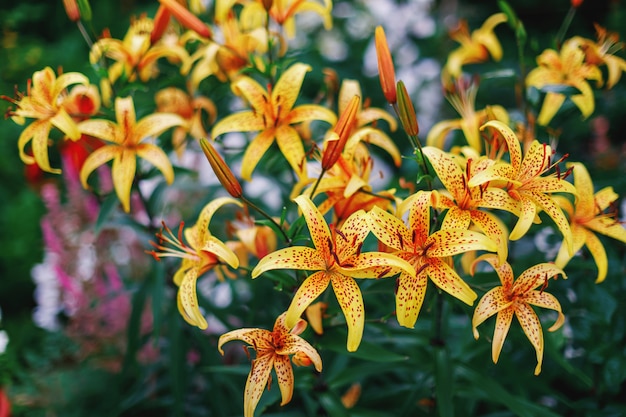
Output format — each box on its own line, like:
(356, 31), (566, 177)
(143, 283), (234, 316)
(3, 0), (626, 415)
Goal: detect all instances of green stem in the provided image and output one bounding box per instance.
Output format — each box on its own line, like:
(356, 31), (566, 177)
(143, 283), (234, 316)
(555, 6), (577, 48)
(241, 195), (292, 245)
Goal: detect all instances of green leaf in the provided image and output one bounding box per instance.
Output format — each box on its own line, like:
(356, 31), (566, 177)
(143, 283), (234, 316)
(94, 192), (120, 235)
(319, 391), (350, 417)
(322, 329), (409, 363)
(435, 347), (454, 417)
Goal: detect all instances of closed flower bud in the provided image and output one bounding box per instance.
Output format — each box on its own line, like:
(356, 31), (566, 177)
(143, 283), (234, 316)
(321, 95), (359, 170)
(200, 138), (243, 198)
(158, 0), (212, 39)
(63, 0), (81, 22)
(375, 26), (397, 104)
(396, 81), (419, 136)
(151, 5), (171, 44)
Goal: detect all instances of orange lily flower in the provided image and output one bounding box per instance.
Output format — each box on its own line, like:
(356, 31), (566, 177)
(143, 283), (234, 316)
(471, 254), (566, 375)
(78, 96), (185, 212)
(148, 197), (242, 329)
(443, 13), (508, 80)
(252, 195), (415, 351)
(422, 146), (519, 263)
(368, 191), (497, 328)
(155, 87), (217, 157)
(218, 312), (322, 417)
(526, 38), (602, 126)
(426, 76), (509, 153)
(211, 63), (336, 180)
(215, 0), (332, 38)
(90, 15), (189, 84)
(3, 66), (90, 173)
(468, 120), (577, 254)
(573, 24), (626, 89)
(554, 162), (626, 283)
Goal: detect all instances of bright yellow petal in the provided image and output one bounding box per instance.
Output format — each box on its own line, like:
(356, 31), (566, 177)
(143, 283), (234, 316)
(554, 223), (587, 271)
(277, 333), (323, 372)
(112, 149), (137, 212)
(286, 104), (336, 125)
(136, 143), (175, 184)
(273, 355), (294, 406)
(569, 162), (595, 216)
(473, 286), (509, 337)
(514, 303), (544, 375)
(471, 254), (514, 288)
(537, 92), (566, 126)
(244, 354), (274, 417)
(570, 81), (596, 119)
(53, 71), (89, 99)
(395, 271), (428, 328)
(217, 328), (274, 355)
(211, 111), (265, 139)
(423, 146), (466, 201)
(425, 119), (462, 150)
(252, 246), (326, 277)
(195, 197), (243, 243)
(78, 119), (120, 143)
(335, 209), (370, 259)
(294, 194), (332, 256)
(275, 125), (306, 177)
(427, 229), (497, 257)
(427, 258), (477, 305)
(177, 267), (208, 329)
(202, 235), (240, 269)
(49, 108), (80, 140)
(492, 307), (514, 365)
(22, 120), (60, 174)
(133, 113), (185, 144)
(582, 227), (608, 283)
(272, 63), (311, 113)
(285, 271), (330, 329)
(586, 217), (626, 243)
(330, 274), (364, 352)
(524, 291), (564, 332)
(509, 196), (537, 241)
(474, 13), (507, 61)
(526, 190), (573, 255)
(514, 262), (566, 293)
(240, 128), (276, 181)
(368, 206), (412, 251)
(480, 120), (522, 171)
(80, 145), (120, 188)
(469, 210), (509, 264)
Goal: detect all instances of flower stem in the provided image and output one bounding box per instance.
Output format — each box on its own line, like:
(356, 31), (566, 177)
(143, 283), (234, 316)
(241, 195), (292, 245)
(555, 6), (577, 48)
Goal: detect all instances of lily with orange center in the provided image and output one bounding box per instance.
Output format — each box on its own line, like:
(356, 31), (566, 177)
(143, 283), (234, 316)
(90, 14), (189, 85)
(572, 24), (626, 89)
(252, 195), (415, 351)
(368, 191), (497, 328)
(422, 146), (518, 264)
(553, 162), (626, 283)
(215, 0), (332, 38)
(2, 66), (90, 174)
(443, 13), (508, 81)
(211, 63), (336, 181)
(426, 76), (509, 153)
(148, 197), (242, 329)
(526, 38), (602, 126)
(471, 254), (566, 375)
(468, 120), (577, 255)
(78, 96), (185, 212)
(218, 312), (322, 417)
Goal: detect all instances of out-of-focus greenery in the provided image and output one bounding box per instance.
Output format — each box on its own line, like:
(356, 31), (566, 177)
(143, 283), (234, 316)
(1, 1), (625, 417)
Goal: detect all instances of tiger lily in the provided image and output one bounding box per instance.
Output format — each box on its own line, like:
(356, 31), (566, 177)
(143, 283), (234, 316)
(422, 146), (519, 263)
(78, 96), (185, 212)
(2, 66), (90, 173)
(468, 120), (577, 254)
(368, 191), (497, 328)
(573, 24), (626, 89)
(443, 13), (508, 81)
(526, 38), (602, 126)
(252, 195), (415, 351)
(90, 15), (189, 84)
(554, 162), (626, 283)
(148, 197), (242, 329)
(211, 63), (336, 180)
(218, 312), (322, 417)
(471, 254), (566, 375)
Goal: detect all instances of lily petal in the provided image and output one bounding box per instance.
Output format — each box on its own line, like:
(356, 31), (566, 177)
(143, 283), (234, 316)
(294, 195), (332, 256)
(241, 128), (277, 180)
(177, 267), (208, 329)
(136, 143), (175, 184)
(473, 286), (511, 338)
(252, 246), (326, 277)
(427, 258), (477, 305)
(514, 303), (544, 375)
(330, 274), (364, 352)
(274, 355), (295, 406)
(285, 271), (330, 329)
(112, 149), (138, 212)
(244, 353), (274, 417)
(395, 271), (428, 328)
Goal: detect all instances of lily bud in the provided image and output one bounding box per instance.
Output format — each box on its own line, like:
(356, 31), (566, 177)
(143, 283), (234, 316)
(375, 26), (397, 104)
(571, 0), (583, 7)
(396, 81), (419, 136)
(321, 95), (360, 170)
(158, 0), (212, 39)
(76, 0), (92, 22)
(151, 5), (171, 44)
(63, 0), (81, 22)
(200, 138), (243, 198)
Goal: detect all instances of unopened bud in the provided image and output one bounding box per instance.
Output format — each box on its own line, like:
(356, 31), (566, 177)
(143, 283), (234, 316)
(151, 5), (171, 44)
(321, 95), (360, 170)
(158, 0), (212, 39)
(76, 0), (92, 22)
(63, 0), (81, 22)
(375, 26), (397, 104)
(200, 138), (243, 198)
(571, 0), (584, 7)
(396, 81), (418, 136)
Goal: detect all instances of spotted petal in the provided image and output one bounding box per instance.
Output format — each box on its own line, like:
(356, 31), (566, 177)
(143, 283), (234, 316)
(244, 353), (274, 417)
(395, 270), (428, 328)
(472, 286), (511, 339)
(252, 246), (326, 278)
(294, 195), (332, 256)
(285, 271), (330, 329)
(514, 303), (544, 375)
(177, 267), (208, 329)
(330, 274), (365, 352)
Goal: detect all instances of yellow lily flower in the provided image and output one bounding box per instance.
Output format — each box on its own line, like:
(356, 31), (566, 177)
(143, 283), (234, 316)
(554, 162), (626, 283)
(422, 146), (519, 263)
(252, 195), (415, 351)
(78, 96), (185, 212)
(155, 87), (217, 157)
(90, 15), (189, 84)
(443, 13), (508, 80)
(471, 254), (566, 375)
(526, 38), (603, 126)
(469, 121), (577, 254)
(3, 66), (90, 173)
(218, 312), (322, 417)
(211, 63), (337, 180)
(216, 0), (332, 38)
(368, 191), (497, 328)
(573, 24), (626, 89)
(426, 77), (509, 153)
(148, 197), (242, 329)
